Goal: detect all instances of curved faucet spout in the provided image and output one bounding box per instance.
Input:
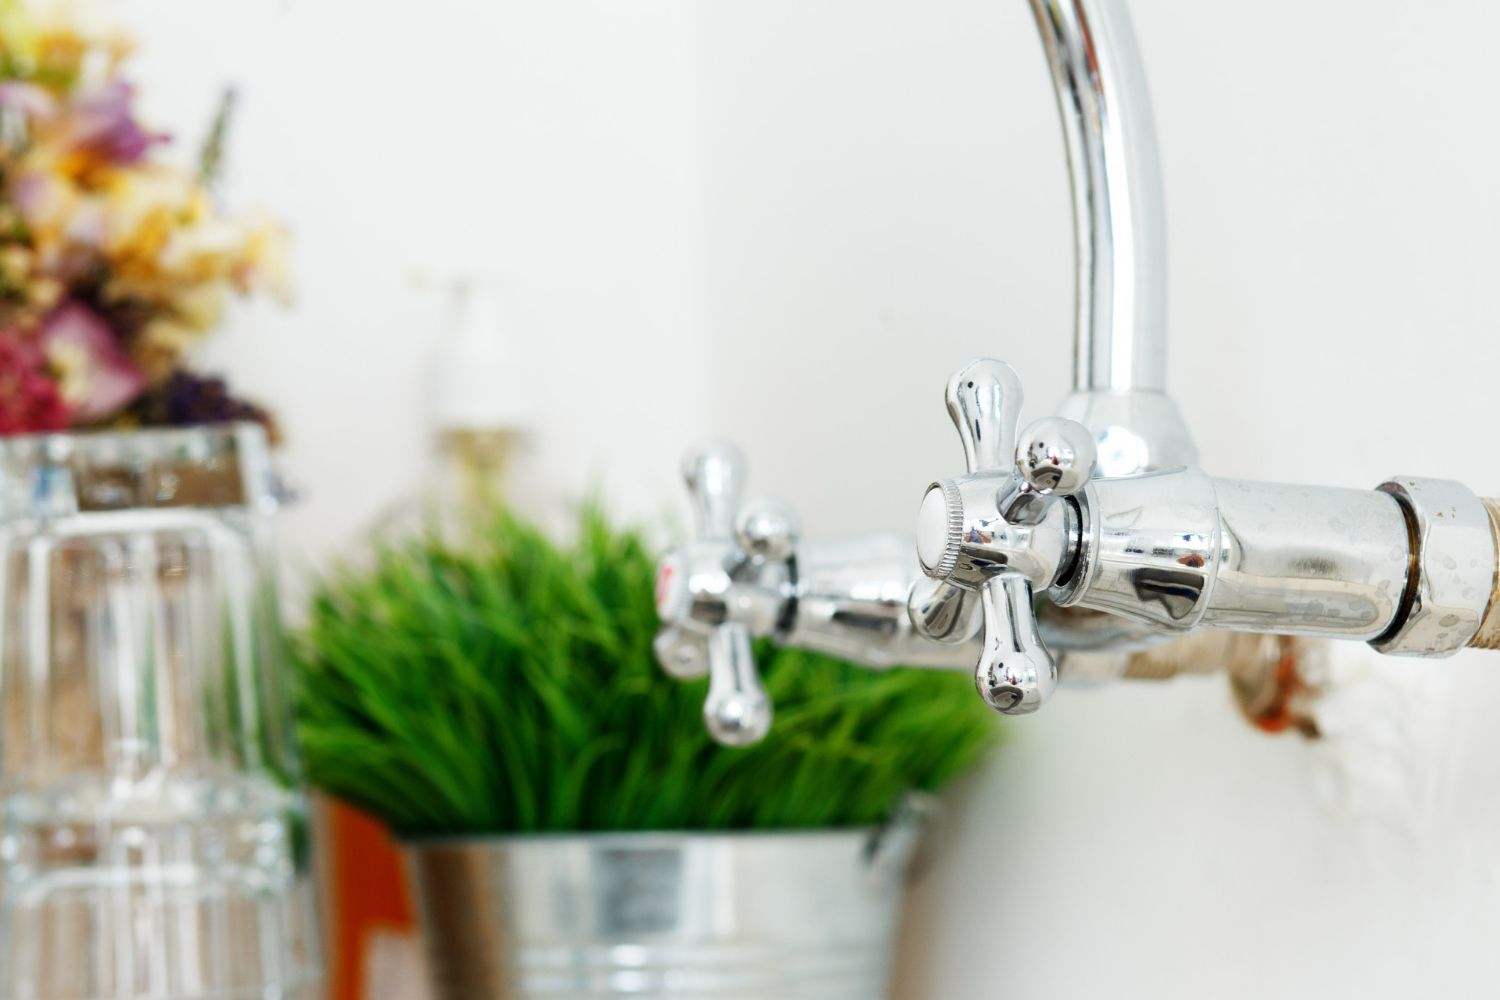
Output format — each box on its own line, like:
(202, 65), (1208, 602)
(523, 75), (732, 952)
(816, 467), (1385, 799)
(1030, 0), (1167, 395)
(1029, 0), (1195, 480)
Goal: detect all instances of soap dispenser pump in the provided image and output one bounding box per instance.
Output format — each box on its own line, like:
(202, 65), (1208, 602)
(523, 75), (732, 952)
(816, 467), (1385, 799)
(423, 264), (530, 508)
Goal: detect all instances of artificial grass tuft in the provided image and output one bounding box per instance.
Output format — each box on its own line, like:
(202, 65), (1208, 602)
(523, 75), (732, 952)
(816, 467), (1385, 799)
(293, 504), (998, 837)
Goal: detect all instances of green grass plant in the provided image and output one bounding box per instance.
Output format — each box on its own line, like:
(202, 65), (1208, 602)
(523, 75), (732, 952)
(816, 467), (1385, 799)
(293, 504), (998, 837)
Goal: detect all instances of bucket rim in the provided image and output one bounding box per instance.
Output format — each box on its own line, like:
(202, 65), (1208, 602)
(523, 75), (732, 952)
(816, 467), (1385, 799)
(397, 824), (882, 850)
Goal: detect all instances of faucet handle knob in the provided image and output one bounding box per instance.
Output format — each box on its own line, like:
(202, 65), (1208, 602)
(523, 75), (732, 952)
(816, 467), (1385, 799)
(653, 625), (707, 679)
(908, 577), (983, 644)
(682, 439), (745, 540)
(946, 359), (1025, 475)
(703, 622), (773, 746)
(975, 575), (1056, 714)
(735, 498), (800, 563)
(1015, 416), (1097, 497)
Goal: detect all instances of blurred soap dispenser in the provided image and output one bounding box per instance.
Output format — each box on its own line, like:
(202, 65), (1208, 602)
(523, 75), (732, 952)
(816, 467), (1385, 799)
(324, 266), (535, 1000)
(422, 264), (531, 510)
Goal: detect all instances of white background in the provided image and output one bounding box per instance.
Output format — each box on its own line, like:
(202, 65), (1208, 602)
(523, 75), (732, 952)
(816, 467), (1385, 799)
(122, 1), (1500, 996)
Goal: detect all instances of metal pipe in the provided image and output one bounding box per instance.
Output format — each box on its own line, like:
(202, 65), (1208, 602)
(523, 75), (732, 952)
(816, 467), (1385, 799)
(1205, 481), (1410, 638)
(1070, 473), (1412, 640)
(1030, 0), (1168, 394)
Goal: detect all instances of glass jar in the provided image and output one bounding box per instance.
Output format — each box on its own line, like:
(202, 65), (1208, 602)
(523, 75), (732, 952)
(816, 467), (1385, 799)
(0, 424), (321, 999)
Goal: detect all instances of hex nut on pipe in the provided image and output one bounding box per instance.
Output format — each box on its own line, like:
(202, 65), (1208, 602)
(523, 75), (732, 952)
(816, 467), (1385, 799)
(1469, 498), (1500, 649)
(1371, 477), (1496, 656)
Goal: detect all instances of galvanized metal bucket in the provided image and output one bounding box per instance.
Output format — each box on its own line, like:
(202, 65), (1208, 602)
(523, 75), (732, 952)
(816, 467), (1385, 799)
(403, 813), (924, 999)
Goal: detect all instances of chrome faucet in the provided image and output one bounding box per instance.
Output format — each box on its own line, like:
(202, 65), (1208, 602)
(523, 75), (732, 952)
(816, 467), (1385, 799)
(906, 0), (1499, 715)
(657, 0), (1498, 741)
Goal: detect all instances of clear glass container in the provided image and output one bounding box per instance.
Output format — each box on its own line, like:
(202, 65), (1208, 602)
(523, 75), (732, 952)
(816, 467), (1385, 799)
(0, 424), (322, 999)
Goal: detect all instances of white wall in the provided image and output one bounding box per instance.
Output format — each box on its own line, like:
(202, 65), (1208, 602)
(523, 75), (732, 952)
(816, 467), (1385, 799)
(123, 0), (709, 572)
(124, 1), (1500, 997)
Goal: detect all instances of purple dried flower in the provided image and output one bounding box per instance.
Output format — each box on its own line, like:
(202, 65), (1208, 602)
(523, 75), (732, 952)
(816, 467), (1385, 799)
(125, 369), (278, 440)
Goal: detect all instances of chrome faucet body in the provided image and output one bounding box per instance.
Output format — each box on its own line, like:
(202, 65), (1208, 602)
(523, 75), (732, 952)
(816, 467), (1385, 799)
(653, 440), (1238, 742)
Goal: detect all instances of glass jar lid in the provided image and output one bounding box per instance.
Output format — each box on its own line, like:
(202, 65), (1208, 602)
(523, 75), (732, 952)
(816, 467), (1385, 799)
(0, 423), (276, 519)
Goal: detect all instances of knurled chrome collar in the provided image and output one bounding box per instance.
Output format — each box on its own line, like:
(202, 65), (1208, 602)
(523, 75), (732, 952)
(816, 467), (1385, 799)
(916, 480), (964, 580)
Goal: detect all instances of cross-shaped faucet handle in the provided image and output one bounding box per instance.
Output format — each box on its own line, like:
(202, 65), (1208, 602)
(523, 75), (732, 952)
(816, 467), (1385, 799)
(655, 440), (794, 746)
(909, 359), (1096, 714)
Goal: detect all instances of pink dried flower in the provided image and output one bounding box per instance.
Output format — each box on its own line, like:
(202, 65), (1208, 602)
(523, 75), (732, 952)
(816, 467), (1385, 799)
(63, 80), (168, 165)
(0, 81), (57, 122)
(38, 301), (145, 421)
